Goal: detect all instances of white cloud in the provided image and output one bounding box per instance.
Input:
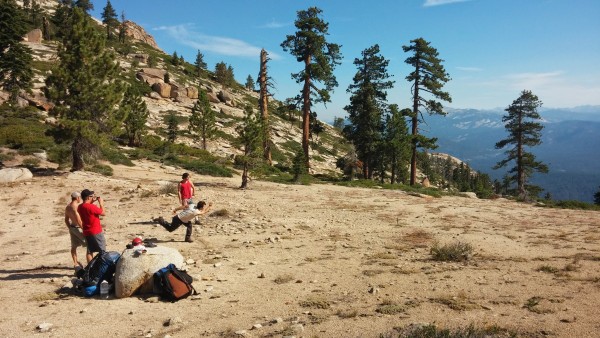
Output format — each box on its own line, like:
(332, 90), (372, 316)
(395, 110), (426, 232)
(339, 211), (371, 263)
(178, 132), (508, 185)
(456, 66), (483, 72)
(260, 20), (290, 29)
(505, 71), (564, 89)
(424, 0), (471, 7)
(154, 24), (281, 60)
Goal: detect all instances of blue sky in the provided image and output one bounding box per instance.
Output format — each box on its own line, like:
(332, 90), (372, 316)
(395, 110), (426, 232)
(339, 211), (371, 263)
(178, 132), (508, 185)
(91, 0), (600, 121)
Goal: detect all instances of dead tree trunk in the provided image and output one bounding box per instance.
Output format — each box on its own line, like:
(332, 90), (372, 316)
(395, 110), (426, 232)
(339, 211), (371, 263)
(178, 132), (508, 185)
(259, 49), (272, 165)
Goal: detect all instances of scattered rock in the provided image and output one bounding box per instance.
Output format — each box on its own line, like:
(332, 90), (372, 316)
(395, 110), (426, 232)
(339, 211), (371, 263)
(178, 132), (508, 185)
(0, 168), (33, 183)
(37, 322), (53, 332)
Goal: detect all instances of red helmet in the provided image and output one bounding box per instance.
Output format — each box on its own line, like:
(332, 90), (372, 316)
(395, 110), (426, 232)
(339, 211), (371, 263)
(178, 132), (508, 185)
(132, 237), (143, 246)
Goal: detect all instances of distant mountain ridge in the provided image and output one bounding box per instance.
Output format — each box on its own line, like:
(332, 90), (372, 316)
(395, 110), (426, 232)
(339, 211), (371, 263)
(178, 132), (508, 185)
(426, 106), (600, 202)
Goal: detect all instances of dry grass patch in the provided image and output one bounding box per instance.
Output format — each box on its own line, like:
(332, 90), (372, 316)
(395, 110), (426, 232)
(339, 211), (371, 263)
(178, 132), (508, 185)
(158, 183), (178, 195)
(430, 241), (473, 262)
(536, 265), (559, 273)
(376, 299), (406, 315)
(273, 274), (294, 284)
(211, 209), (229, 217)
(299, 296), (330, 309)
(30, 292), (59, 302)
(403, 229), (434, 248)
(431, 291), (479, 311)
(362, 269), (385, 276)
(336, 309), (358, 318)
(523, 296), (558, 314)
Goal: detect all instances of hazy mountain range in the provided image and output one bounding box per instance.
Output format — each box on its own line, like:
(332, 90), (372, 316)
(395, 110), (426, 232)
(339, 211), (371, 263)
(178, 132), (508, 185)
(423, 106), (600, 203)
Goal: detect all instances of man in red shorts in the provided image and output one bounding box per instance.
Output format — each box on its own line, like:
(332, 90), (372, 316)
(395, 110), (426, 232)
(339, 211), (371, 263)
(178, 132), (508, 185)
(77, 189), (106, 257)
(178, 172), (195, 207)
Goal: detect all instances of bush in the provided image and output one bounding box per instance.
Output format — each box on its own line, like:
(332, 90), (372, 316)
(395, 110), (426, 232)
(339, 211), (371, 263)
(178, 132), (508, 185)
(101, 147), (134, 166)
(22, 157), (41, 168)
(87, 164), (113, 176)
(430, 241), (473, 262)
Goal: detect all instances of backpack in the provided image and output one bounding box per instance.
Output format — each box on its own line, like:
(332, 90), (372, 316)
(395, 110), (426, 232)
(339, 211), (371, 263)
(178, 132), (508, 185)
(153, 264), (195, 301)
(77, 251), (121, 297)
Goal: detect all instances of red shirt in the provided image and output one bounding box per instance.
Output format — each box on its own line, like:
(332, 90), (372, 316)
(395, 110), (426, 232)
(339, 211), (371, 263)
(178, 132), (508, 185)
(179, 180), (193, 200)
(78, 202), (103, 236)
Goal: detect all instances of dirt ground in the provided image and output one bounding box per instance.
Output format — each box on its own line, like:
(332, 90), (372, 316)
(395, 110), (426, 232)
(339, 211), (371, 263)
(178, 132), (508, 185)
(1, 160), (599, 338)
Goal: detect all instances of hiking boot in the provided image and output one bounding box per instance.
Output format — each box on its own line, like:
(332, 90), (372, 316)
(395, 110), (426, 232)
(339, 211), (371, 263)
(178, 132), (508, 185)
(185, 237), (194, 243)
(152, 216), (165, 225)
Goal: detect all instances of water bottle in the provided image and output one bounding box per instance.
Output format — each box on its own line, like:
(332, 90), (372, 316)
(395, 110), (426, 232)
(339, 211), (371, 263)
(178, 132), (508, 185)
(100, 280), (109, 299)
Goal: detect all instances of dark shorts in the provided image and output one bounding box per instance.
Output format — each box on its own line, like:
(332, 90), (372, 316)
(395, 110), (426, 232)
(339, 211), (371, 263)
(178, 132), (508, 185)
(85, 232), (106, 254)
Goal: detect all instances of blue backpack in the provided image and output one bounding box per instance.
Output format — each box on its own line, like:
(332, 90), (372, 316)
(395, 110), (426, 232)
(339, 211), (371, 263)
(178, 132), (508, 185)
(77, 251), (121, 296)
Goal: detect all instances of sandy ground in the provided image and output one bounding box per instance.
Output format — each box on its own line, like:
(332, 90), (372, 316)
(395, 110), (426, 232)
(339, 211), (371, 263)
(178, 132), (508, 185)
(1, 160), (599, 338)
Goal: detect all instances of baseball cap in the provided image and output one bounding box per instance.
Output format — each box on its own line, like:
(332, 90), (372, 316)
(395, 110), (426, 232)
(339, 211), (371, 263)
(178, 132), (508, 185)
(71, 191), (81, 199)
(132, 237), (143, 246)
(81, 189), (94, 200)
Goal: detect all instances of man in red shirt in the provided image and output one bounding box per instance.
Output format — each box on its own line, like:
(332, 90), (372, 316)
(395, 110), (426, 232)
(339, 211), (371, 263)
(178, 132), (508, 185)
(77, 189), (106, 256)
(178, 172), (195, 207)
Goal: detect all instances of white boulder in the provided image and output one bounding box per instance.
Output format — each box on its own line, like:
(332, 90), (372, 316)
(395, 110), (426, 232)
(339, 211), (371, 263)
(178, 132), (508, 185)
(114, 246), (184, 298)
(0, 168), (33, 183)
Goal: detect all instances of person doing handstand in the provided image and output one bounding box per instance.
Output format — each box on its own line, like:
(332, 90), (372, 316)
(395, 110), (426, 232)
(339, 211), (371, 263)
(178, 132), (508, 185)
(153, 200), (212, 243)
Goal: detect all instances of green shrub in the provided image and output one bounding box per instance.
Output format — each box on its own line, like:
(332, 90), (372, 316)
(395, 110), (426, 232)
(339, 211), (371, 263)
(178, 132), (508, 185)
(22, 157), (41, 168)
(380, 323), (516, 338)
(430, 241), (473, 262)
(101, 147), (134, 166)
(87, 164), (113, 176)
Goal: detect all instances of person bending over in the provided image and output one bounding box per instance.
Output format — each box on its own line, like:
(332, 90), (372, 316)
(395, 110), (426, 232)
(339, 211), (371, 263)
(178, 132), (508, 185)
(154, 200), (211, 243)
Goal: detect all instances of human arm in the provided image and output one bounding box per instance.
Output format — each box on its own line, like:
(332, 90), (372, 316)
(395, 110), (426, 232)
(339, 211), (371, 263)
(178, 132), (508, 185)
(195, 202), (212, 216)
(177, 182), (184, 206)
(172, 204), (186, 214)
(190, 180), (195, 198)
(95, 197), (106, 216)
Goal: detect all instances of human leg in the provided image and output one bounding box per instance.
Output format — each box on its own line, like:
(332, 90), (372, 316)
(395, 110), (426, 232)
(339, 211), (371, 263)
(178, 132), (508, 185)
(184, 222), (193, 242)
(69, 226), (86, 267)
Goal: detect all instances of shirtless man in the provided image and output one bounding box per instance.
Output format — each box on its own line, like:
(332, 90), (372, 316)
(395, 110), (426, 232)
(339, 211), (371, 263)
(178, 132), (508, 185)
(64, 192), (92, 268)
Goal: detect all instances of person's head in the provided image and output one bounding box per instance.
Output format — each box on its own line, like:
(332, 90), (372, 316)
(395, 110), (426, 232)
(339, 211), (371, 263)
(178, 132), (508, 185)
(81, 189), (95, 202)
(182, 173), (189, 180)
(196, 201), (206, 209)
(71, 191), (81, 202)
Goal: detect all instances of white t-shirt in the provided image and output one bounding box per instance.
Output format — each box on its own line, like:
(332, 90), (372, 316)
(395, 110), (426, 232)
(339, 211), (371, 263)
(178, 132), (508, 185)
(177, 206), (201, 223)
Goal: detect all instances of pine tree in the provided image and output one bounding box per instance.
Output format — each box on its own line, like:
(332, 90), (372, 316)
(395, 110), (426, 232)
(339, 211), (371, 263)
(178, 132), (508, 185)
(101, 0), (118, 40)
(384, 105), (411, 184)
(236, 104), (262, 189)
(281, 7), (342, 169)
(171, 51), (179, 66)
(147, 54), (156, 68)
(245, 74), (254, 91)
(0, 0), (34, 103)
(44, 8), (124, 171)
(593, 186), (600, 206)
(226, 64), (235, 86)
(214, 61), (228, 85)
(494, 90), (548, 198)
(258, 49), (274, 165)
(74, 0), (93, 13)
(188, 89), (216, 150)
(165, 112), (178, 143)
(403, 38), (452, 185)
(51, 0), (74, 40)
(118, 11), (128, 44)
(119, 85), (148, 147)
(194, 50), (206, 77)
(344, 44), (394, 179)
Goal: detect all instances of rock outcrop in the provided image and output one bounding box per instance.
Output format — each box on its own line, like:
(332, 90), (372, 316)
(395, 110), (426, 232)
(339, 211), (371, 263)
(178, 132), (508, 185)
(114, 246), (184, 298)
(0, 168), (33, 183)
(123, 21), (161, 51)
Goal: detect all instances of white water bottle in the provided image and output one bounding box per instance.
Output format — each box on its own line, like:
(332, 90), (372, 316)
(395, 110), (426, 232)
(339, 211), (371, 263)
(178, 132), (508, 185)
(100, 280), (109, 299)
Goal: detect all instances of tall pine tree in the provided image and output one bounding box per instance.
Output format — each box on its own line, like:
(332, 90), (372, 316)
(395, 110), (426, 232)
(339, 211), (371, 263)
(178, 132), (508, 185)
(188, 89), (216, 150)
(494, 90), (548, 198)
(344, 44), (394, 179)
(44, 8), (124, 171)
(236, 104), (262, 189)
(194, 50), (206, 77)
(0, 0), (33, 103)
(383, 105), (411, 184)
(281, 7), (342, 169)
(119, 85), (149, 147)
(101, 0), (118, 40)
(403, 38), (451, 185)
(258, 48), (274, 165)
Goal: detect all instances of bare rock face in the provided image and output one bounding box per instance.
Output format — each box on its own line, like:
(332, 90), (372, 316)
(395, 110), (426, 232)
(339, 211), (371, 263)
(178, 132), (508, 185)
(152, 83), (171, 98)
(186, 87), (198, 99)
(217, 90), (233, 103)
(132, 54), (149, 64)
(25, 29), (42, 43)
(114, 246), (184, 298)
(123, 21), (161, 51)
(207, 92), (220, 103)
(139, 68), (166, 79)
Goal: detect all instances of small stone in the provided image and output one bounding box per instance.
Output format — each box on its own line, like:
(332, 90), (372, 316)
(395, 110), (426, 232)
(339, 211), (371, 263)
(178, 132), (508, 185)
(186, 259), (195, 265)
(252, 323), (262, 330)
(234, 330), (247, 336)
(271, 317), (283, 324)
(165, 317), (183, 326)
(214, 262), (223, 268)
(80, 308), (88, 313)
(290, 324), (304, 333)
(368, 286), (379, 294)
(258, 273), (265, 278)
(37, 322), (53, 332)
(250, 261), (258, 265)
(129, 311), (134, 315)
(205, 286), (214, 292)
